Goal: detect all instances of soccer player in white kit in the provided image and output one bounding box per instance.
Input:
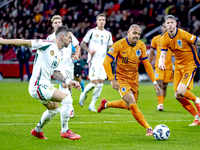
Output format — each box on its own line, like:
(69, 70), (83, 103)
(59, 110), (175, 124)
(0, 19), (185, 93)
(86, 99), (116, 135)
(0, 26), (81, 140)
(47, 15), (80, 117)
(79, 13), (113, 111)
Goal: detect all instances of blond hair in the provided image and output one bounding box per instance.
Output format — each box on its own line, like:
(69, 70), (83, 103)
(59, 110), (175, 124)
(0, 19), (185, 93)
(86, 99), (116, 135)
(96, 13), (106, 20)
(51, 15), (62, 23)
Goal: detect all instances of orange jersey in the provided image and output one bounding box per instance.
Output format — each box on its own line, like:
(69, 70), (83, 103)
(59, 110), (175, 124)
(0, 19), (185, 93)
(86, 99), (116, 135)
(106, 38), (148, 83)
(151, 34), (173, 70)
(161, 28), (200, 69)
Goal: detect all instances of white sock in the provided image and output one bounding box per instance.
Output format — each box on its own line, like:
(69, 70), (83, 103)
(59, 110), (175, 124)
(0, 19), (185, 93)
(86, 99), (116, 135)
(90, 83), (103, 106)
(83, 82), (96, 94)
(60, 95), (73, 133)
(105, 103), (107, 108)
(195, 97), (200, 104)
(35, 108), (60, 133)
(61, 86), (74, 111)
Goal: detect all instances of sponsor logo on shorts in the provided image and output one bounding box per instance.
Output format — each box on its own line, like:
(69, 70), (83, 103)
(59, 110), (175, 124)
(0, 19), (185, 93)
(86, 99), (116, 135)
(121, 87), (126, 92)
(92, 74), (95, 77)
(50, 50), (54, 56)
(155, 73), (159, 78)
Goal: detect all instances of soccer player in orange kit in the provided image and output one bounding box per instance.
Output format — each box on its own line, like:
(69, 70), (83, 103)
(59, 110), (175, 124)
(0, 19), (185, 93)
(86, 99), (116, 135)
(149, 22), (173, 111)
(159, 15), (200, 126)
(98, 24), (161, 136)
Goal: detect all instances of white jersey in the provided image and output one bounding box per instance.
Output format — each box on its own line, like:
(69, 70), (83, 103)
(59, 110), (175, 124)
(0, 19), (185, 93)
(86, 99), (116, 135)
(83, 27), (113, 63)
(47, 32), (79, 79)
(29, 39), (63, 86)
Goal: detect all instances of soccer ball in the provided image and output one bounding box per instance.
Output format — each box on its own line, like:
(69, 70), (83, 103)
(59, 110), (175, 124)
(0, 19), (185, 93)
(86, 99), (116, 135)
(153, 124), (170, 140)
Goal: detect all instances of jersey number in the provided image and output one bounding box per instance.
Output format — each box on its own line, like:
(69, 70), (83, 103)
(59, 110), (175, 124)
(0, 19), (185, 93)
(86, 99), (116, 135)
(122, 57), (129, 64)
(183, 73), (189, 79)
(100, 39), (103, 45)
(51, 60), (58, 69)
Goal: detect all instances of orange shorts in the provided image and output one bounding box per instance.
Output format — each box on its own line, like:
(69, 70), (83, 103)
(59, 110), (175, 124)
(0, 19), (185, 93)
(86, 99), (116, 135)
(155, 68), (173, 83)
(117, 79), (139, 102)
(174, 68), (197, 91)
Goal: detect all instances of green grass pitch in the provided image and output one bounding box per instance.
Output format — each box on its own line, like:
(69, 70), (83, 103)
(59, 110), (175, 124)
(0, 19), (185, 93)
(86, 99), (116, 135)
(0, 79), (199, 150)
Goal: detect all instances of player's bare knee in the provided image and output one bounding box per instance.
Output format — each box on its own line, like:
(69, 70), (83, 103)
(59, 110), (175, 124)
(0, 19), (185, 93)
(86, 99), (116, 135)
(175, 92), (182, 100)
(44, 102), (60, 110)
(176, 89), (185, 97)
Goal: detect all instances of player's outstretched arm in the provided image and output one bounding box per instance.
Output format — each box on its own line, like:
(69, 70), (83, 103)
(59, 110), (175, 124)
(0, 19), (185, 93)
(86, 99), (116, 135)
(148, 48), (155, 63)
(0, 38), (31, 47)
(74, 45), (80, 61)
(111, 79), (120, 90)
(53, 70), (80, 90)
(143, 59), (161, 93)
(80, 40), (96, 56)
(158, 51), (167, 70)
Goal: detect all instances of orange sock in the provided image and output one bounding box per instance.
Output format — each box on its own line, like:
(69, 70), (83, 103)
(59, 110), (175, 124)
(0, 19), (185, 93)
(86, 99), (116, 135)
(184, 90), (196, 103)
(129, 103), (151, 129)
(157, 95), (164, 105)
(107, 100), (129, 110)
(179, 98), (197, 117)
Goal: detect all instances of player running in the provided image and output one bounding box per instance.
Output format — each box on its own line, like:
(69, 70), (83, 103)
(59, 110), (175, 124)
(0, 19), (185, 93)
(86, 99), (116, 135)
(159, 15), (200, 126)
(98, 24), (161, 136)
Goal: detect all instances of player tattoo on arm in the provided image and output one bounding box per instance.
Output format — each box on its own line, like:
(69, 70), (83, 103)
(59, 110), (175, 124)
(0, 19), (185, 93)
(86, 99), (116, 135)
(80, 41), (89, 52)
(195, 37), (200, 46)
(53, 70), (66, 83)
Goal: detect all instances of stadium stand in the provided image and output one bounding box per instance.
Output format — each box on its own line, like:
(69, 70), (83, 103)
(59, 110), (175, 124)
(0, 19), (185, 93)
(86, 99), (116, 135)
(0, 0), (200, 81)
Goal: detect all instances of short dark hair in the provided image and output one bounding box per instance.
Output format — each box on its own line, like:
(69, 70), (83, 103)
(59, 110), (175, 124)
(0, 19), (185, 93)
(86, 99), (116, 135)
(164, 15), (177, 21)
(55, 26), (70, 37)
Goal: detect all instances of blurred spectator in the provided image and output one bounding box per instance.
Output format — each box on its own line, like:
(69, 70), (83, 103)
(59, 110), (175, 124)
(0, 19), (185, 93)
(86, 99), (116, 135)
(34, 0), (44, 13)
(49, 0), (55, 10)
(1, 0), (200, 81)
(115, 10), (122, 22)
(15, 46), (32, 81)
(43, 0), (49, 12)
(59, 3), (68, 17)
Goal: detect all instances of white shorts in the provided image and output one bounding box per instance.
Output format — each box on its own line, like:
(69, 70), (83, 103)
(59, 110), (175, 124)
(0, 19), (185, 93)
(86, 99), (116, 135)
(28, 83), (56, 104)
(61, 68), (74, 80)
(89, 62), (107, 80)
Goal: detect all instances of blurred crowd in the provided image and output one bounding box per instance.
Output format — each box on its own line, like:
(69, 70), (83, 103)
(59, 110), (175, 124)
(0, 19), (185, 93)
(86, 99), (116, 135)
(0, 0), (200, 80)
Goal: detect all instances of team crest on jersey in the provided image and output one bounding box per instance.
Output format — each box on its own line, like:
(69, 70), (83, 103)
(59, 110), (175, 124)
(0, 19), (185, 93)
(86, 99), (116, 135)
(95, 34), (99, 38)
(106, 36), (108, 39)
(35, 39), (39, 42)
(58, 58), (60, 63)
(136, 49), (141, 57)
(109, 47), (114, 53)
(50, 50), (54, 56)
(121, 87), (126, 92)
(177, 40), (182, 46)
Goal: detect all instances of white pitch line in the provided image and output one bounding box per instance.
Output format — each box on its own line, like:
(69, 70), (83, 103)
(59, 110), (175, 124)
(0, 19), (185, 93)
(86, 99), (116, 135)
(0, 119), (193, 126)
(0, 114), (192, 117)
